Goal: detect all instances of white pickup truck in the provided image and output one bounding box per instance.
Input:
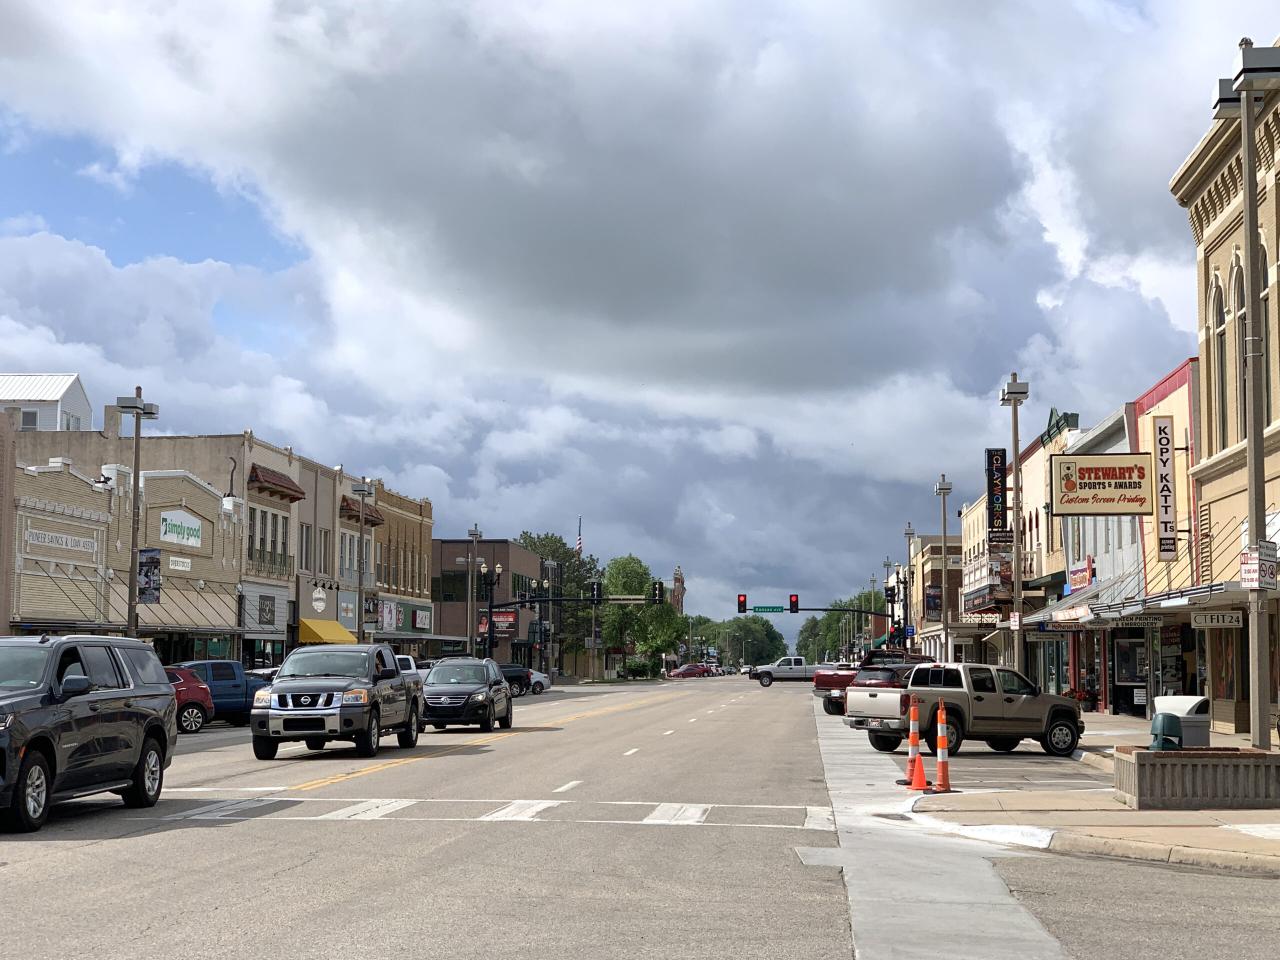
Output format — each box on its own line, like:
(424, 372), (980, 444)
(750, 656), (818, 687)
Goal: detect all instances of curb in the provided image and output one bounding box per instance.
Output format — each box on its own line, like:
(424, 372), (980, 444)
(1048, 831), (1280, 877)
(1074, 748), (1114, 773)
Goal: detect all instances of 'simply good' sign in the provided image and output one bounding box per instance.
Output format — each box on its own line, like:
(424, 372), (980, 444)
(159, 509), (203, 548)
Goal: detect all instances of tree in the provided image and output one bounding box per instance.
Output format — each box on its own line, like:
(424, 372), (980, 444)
(602, 555), (652, 669)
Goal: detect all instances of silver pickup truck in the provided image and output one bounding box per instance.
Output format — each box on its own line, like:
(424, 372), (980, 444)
(844, 662), (1083, 757)
(751, 656), (818, 687)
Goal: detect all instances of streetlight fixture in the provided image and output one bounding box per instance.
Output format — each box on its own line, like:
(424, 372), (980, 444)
(1001, 373), (1029, 673)
(352, 479), (373, 643)
(1220, 38), (1278, 749)
(480, 560), (503, 659)
(935, 473), (953, 661)
(117, 387), (159, 637)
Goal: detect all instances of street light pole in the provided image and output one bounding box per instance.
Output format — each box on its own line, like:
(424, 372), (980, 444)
(1002, 374), (1030, 673)
(353, 479), (373, 643)
(1223, 39), (1275, 749)
(935, 474), (954, 661)
(467, 524), (482, 655)
(117, 387), (158, 637)
(903, 522), (915, 649)
(480, 561), (503, 659)
(883, 555), (894, 641)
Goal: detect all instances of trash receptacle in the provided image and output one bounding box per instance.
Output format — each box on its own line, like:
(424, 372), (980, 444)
(1153, 695), (1211, 747)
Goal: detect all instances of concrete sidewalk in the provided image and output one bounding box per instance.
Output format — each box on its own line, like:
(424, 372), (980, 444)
(914, 714), (1280, 875)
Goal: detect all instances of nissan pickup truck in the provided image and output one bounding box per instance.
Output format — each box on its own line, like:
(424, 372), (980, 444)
(844, 662), (1083, 757)
(751, 656), (818, 687)
(250, 643), (420, 760)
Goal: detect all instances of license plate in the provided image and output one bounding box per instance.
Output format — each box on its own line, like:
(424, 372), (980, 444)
(865, 718), (883, 728)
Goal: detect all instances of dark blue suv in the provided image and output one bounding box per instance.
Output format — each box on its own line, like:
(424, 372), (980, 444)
(0, 635), (178, 832)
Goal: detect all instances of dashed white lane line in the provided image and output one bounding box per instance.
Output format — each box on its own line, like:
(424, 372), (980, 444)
(688, 718), (697, 723)
(480, 799), (565, 821)
(553, 780), (583, 793)
(623, 748), (639, 756)
(644, 803), (710, 825)
(317, 799), (418, 820)
(662, 730), (675, 736)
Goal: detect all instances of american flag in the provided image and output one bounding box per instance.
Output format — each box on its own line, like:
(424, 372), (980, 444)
(576, 516), (583, 556)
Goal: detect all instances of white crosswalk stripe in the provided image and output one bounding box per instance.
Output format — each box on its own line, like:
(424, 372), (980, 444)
(316, 799), (419, 820)
(480, 799), (564, 821)
(163, 798), (280, 820)
(643, 803), (710, 825)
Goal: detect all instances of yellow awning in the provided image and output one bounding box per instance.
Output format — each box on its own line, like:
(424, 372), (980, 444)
(298, 618), (358, 645)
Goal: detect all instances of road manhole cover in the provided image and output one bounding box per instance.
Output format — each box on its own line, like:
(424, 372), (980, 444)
(872, 813), (911, 822)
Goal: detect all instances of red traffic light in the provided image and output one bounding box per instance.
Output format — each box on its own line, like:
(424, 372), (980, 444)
(789, 594), (799, 613)
(737, 593), (747, 613)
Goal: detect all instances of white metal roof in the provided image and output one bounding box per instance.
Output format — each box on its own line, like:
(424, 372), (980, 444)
(0, 373), (81, 402)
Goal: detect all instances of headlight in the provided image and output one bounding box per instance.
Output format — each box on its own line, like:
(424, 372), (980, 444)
(342, 689), (369, 704)
(252, 688), (273, 707)
(469, 691), (488, 702)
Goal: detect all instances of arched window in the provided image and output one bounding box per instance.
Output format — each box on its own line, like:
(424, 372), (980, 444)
(1235, 263), (1248, 441)
(1214, 282), (1228, 451)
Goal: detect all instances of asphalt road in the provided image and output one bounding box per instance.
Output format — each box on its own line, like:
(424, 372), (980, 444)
(0, 678), (851, 960)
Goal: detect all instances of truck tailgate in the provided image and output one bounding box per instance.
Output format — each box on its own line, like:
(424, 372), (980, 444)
(844, 688), (905, 720)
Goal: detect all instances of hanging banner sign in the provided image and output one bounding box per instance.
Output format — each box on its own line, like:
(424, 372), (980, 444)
(1153, 416), (1177, 560)
(924, 585), (942, 622)
(985, 448), (1007, 535)
(137, 548), (161, 605)
(1050, 454), (1154, 516)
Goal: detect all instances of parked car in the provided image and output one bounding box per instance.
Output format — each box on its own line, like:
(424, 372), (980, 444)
(172, 659), (269, 725)
(421, 658), (514, 732)
(499, 663), (533, 696)
(844, 662), (1084, 756)
(167, 666), (215, 733)
(751, 656), (818, 687)
(822, 664), (913, 716)
(739, 665), (752, 675)
(249, 643), (421, 759)
(246, 667), (278, 683)
(0, 635), (177, 832)
(529, 669), (551, 694)
(669, 663), (708, 679)
(813, 662), (858, 697)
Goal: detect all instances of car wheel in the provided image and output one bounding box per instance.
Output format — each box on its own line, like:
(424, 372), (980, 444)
(480, 704), (495, 733)
(398, 704), (420, 748)
(1041, 718), (1080, 757)
(758, 674), (773, 687)
(924, 717), (964, 756)
(822, 697), (843, 716)
(355, 710), (381, 758)
(121, 737), (165, 809)
(3, 749), (51, 832)
(532, 682), (544, 695)
(252, 736), (279, 760)
(867, 734), (903, 753)
(178, 704), (206, 734)
(499, 698), (513, 730)
(986, 737), (1022, 753)
(305, 737), (327, 751)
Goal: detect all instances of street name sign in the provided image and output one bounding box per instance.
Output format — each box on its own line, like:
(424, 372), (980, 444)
(753, 605), (784, 613)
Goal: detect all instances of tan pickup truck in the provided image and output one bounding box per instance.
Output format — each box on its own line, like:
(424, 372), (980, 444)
(844, 662), (1083, 757)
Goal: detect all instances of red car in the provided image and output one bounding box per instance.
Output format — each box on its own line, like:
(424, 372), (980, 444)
(167, 666), (215, 733)
(670, 664), (710, 678)
(813, 662), (858, 695)
(821, 664), (914, 715)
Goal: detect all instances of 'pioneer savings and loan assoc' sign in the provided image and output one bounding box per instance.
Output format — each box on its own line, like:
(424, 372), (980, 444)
(1049, 454), (1154, 516)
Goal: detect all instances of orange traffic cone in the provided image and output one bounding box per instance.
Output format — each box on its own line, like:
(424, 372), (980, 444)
(908, 741), (930, 791)
(898, 696), (930, 787)
(926, 701), (955, 795)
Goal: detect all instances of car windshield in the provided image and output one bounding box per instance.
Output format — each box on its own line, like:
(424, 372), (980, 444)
(427, 664), (486, 684)
(277, 650), (370, 679)
(0, 647), (49, 689)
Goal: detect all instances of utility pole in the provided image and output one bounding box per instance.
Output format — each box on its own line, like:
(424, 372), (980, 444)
(1002, 374), (1029, 673)
(118, 386), (158, 637)
(467, 524), (482, 655)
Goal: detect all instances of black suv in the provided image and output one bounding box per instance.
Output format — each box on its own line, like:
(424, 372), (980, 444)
(0, 635), (178, 832)
(422, 658), (514, 732)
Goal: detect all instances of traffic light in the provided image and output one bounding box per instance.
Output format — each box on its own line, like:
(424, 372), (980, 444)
(651, 580), (666, 604)
(590, 580), (603, 605)
(884, 585), (896, 605)
(789, 594), (799, 613)
(737, 593), (747, 614)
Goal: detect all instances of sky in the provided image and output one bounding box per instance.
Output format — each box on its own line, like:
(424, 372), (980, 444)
(0, 2), (1271, 639)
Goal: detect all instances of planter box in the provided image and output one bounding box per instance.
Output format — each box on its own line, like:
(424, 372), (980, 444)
(1114, 746), (1280, 810)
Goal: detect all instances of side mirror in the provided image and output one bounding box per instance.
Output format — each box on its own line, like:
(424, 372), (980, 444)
(61, 675), (91, 698)
(378, 667), (397, 681)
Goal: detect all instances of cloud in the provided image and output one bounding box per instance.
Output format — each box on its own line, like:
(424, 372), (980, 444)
(0, 212), (46, 234)
(0, 0), (1251, 630)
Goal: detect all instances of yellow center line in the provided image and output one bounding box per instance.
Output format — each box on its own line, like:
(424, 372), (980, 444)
(289, 692), (684, 792)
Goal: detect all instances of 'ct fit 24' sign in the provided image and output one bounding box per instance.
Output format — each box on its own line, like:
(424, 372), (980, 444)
(1050, 454), (1154, 516)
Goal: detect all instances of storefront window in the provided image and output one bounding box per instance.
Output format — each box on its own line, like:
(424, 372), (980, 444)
(1212, 631), (1235, 700)
(1114, 637), (1147, 685)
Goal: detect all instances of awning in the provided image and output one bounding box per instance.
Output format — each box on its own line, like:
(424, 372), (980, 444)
(298, 618), (358, 644)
